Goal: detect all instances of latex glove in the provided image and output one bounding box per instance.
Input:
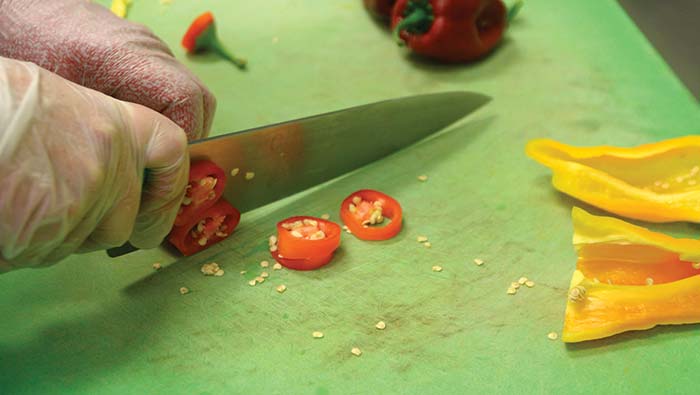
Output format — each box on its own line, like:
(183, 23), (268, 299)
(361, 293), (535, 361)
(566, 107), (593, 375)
(0, 57), (189, 271)
(0, 0), (215, 140)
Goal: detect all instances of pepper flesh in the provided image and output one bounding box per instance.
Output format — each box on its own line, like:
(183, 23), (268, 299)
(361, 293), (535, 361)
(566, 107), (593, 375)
(562, 207), (700, 342)
(526, 137), (700, 223)
(391, 0), (508, 63)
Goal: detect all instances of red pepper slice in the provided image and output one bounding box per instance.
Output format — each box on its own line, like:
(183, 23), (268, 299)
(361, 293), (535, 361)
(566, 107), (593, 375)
(340, 190), (402, 240)
(270, 216), (341, 270)
(174, 160), (226, 227)
(168, 199), (241, 256)
(181, 11), (247, 69)
(391, 0), (512, 63)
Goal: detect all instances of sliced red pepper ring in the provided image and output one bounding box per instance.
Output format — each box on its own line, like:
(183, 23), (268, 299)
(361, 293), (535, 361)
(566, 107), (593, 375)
(340, 190), (402, 240)
(270, 216), (341, 270)
(174, 160), (226, 227)
(169, 199), (241, 257)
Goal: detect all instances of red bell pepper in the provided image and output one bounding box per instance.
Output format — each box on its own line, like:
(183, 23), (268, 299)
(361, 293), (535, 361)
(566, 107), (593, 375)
(391, 0), (521, 62)
(169, 199), (241, 256)
(270, 216), (342, 270)
(363, 0), (397, 20)
(174, 160), (226, 227)
(340, 190), (403, 240)
(182, 11), (247, 69)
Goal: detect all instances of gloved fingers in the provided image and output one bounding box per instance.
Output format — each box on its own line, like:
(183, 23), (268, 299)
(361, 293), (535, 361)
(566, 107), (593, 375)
(106, 52), (215, 141)
(126, 103), (189, 249)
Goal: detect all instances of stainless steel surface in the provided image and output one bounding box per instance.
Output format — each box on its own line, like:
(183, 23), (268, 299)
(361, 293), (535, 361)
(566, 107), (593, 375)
(189, 91), (491, 213)
(619, 0), (700, 99)
(106, 91), (490, 257)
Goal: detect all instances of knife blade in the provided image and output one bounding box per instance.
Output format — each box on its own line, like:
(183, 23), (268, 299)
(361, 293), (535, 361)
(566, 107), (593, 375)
(106, 91), (490, 257)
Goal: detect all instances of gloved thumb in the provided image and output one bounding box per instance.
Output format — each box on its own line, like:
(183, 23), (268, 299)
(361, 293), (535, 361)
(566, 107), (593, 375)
(126, 104), (189, 249)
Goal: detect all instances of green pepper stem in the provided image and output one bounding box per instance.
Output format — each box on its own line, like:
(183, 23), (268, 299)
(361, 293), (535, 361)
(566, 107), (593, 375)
(392, 2), (433, 46)
(197, 26), (247, 69)
(507, 0), (524, 23)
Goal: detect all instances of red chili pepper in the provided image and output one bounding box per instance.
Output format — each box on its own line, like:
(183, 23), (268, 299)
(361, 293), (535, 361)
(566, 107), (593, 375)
(168, 199), (241, 256)
(181, 11), (247, 69)
(363, 0), (397, 19)
(174, 160), (226, 227)
(391, 0), (522, 63)
(271, 216), (342, 271)
(340, 190), (402, 240)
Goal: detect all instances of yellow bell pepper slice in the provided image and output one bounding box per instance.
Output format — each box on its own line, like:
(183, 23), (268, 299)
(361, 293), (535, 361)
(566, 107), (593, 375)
(563, 270), (700, 343)
(110, 0), (132, 18)
(563, 208), (700, 342)
(526, 137), (700, 223)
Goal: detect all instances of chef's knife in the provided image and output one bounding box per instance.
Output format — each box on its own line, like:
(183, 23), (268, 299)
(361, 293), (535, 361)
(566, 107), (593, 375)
(107, 91), (490, 257)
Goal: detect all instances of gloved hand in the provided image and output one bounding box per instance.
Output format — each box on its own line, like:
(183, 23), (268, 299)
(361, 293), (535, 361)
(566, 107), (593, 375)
(0, 57), (189, 271)
(0, 0), (215, 140)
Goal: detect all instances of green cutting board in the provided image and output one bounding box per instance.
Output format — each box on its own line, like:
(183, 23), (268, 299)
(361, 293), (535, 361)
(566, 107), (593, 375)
(2, 1), (699, 394)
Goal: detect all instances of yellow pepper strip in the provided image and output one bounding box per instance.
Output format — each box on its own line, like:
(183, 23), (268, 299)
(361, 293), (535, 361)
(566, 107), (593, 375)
(110, 0), (132, 18)
(526, 137), (700, 223)
(563, 270), (700, 343)
(563, 208), (700, 342)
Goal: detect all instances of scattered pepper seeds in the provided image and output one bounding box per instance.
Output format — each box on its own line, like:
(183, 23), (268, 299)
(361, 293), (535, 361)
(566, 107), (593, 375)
(473, 258), (484, 266)
(152, 262), (162, 270)
(646, 277), (654, 286)
(179, 287), (190, 295)
(201, 262), (224, 276)
(273, 262), (283, 270)
(245, 171), (255, 180)
(321, 213), (330, 220)
(432, 265), (443, 272)
(255, 276), (265, 284)
(547, 332), (559, 340)
(510, 282), (521, 289)
(248, 280), (257, 286)
(417, 235), (429, 243)
(351, 347), (362, 356)
(375, 321), (386, 330)
(230, 168), (240, 177)
(260, 271), (269, 278)
(240, 270), (247, 275)
(518, 277), (528, 285)
(417, 175), (428, 182)
(276, 284), (287, 293)
(525, 280), (535, 288)
(507, 287), (517, 295)
(423, 242), (432, 248)
(693, 262), (700, 270)
(260, 260), (270, 268)
(312, 331), (324, 339)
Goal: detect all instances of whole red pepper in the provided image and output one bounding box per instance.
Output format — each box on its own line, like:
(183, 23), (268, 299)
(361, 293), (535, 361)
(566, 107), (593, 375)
(391, 0), (520, 62)
(363, 0), (397, 19)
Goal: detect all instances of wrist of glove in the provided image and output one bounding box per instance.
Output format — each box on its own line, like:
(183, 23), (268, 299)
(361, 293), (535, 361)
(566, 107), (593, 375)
(0, 0), (215, 140)
(0, 57), (189, 271)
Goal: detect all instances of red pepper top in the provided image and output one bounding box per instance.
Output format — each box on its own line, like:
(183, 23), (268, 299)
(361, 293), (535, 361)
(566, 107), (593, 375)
(182, 11), (215, 53)
(392, 0), (508, 63)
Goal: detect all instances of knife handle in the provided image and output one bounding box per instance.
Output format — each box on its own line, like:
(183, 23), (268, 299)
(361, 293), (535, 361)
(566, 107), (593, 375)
(106, 242), (139, 257)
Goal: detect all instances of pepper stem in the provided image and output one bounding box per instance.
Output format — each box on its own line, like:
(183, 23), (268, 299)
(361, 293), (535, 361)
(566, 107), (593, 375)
(507, 0), (524, 23)
(392, 0), (434, 46)
(197, 26), (247, 69)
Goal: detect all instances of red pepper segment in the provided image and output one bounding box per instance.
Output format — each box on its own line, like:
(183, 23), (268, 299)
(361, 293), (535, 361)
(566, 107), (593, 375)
(181, 11), (247, 69)
(340, 190), (403, 240)
(174, 160), (226, 227)
(391, 0), (509, 63)
(270, 216), (341, 270)
(169, 199), (241, 256)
